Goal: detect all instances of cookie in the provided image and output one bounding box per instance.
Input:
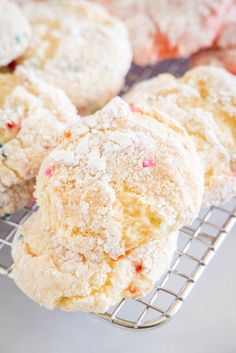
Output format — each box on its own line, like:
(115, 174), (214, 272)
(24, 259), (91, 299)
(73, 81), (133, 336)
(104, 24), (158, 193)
(124, 66), (236, 205)
(35, 98), (203, 260)
(190, 48), (236, 75)
(0, 68), (77, 215)
(95, 0), (232, 66)
(190, 2), (236, 74)
(0, 179), (34, 218)
(0, 0), (31, 66)
(12, 211), (177, 313)
(15, 0), (132, 114)
(215, 1), (236, 49)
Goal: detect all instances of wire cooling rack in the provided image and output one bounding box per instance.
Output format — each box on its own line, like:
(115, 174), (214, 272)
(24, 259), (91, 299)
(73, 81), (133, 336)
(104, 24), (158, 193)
(0, 59), (236, 330)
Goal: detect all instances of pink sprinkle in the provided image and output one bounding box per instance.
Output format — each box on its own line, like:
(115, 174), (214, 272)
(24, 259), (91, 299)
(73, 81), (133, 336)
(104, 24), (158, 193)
(231, 170), (236, 177)
(24, 78), (31, 84)
(142, 158), (156, 168)
(129, 103), (145, 114)
(45, 167), (53, 177)
(6, 121), (17, 129)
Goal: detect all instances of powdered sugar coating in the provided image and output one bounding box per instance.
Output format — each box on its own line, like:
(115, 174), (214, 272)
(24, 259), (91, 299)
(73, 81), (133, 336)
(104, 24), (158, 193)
(124, 66), (236, 205)
(0, 0), (31, 66)
(0, 179), (34, 217)
(95, 0), (232, 65)
(35, 98), (203, 260)
(190, 2), (236, 74)
(216, 1), (236, 49)
(12, 211), (177, 313)
(17, 0), (132, 114)
(0, 68), (78, 215)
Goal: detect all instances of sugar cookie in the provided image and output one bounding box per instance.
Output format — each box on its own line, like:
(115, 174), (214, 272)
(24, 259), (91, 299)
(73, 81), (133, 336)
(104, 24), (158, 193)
(0, 68), (77, 215)
(95, 0), (232, 65)
(191, 48), (236, 75)
(215, 1), (236, 49)
(12, 211), (177, 313)
(0, 179), (34, 218)
(124, 66), (236, 205)
(35, 98), (203, 260)
(190, 2), (236, 74)
(16, 0), (132, 114)
(0, 0), (31, 66)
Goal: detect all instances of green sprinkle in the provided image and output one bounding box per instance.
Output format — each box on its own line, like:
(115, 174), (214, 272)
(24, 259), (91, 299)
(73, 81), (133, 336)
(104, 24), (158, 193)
(1, 213), (11, 220)
(18, 234), (24, 241)
(0, 142), (3, 148)
(15, 36), (21, 44)
(2, 151), (7, 161)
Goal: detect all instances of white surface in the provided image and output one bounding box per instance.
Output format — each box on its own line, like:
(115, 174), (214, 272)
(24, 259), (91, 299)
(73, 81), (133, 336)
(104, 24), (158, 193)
(0, 226), (235, 353)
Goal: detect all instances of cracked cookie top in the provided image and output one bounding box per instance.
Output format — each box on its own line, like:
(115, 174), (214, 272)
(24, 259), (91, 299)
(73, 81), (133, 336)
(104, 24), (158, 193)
(0, 69), (78, 188)
(36, 97), (203, 260)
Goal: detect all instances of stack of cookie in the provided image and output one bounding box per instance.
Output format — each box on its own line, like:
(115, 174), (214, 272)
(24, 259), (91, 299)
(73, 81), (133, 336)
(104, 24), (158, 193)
(0, 0), (235, 313)
(0, 0), (132, 216)
(12, 98), (203, 312)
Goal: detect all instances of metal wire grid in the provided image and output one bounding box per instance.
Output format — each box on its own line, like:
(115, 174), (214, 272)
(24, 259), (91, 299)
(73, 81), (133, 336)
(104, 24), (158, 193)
(0, 199), (235, 329)
(97, 198), (236, 329)
(121, 58), (189, 95)
(0, 59), (235, 330)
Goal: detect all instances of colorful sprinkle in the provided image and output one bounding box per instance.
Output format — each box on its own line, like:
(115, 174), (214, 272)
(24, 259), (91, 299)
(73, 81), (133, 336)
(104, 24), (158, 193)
(0, 142), (3, 148)
(18, 234), (24, 241)
(64, 130), (71, 139)
(135, 263), (143, 273)
(24, 77), (31, 85)
(129, 103), (145, 114)
(6, 121), (17, 129)
(127, 285), (137, 295)
(2, 151), (7, 161)
(44, 167), (53, 177)
(15, 36), (21, 44)
(142, 158), (156, 168)
(1, 213), (11, 220)
(7, 60), (17, 72)
(231, 170), (236, 177)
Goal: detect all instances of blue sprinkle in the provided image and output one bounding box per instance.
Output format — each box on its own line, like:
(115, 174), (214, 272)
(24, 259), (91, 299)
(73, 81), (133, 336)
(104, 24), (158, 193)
(18, 234), (24, 241)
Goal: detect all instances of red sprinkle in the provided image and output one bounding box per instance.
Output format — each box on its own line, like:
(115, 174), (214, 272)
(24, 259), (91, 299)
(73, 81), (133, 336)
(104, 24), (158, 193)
(129, 103), (145, 114)
(44, 167), (53, 177)
(135, 263), (143, 273)
(6, 121), (17, 129)
(142, 158), (156, 168)
(7, 60), (17, 72)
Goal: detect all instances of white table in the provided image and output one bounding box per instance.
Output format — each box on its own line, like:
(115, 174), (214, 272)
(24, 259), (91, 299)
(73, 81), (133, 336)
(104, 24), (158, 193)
(0, 225), (235, 353)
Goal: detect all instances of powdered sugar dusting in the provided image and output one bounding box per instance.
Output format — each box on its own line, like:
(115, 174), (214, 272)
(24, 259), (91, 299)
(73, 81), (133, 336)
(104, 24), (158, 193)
(35, 97), (203, 263)
(124, 66), (236, 205)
